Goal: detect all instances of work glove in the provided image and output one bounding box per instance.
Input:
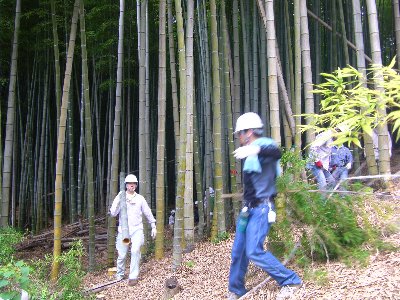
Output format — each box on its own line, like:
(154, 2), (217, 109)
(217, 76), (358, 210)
(151, 227), (157, 239)
(346, 162), (352, 170)
(315, 160), (323, 168)
(233, 145), (261, 159)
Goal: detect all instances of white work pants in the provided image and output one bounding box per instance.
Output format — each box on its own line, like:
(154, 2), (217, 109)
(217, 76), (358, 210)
(116, 229), (144, 280)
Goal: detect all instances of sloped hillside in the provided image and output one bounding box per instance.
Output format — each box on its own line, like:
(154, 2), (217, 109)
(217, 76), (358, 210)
(83, 197), (400, 300)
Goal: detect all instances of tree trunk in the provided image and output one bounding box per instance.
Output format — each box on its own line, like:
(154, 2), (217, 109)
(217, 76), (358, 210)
(106, 0), (125, 267)
(352, 0), (378, 175)
(365, 0), (391, 175)
(210, 0), (226, 237)
(184, 0), (195, 249)
(155, 0), (166, 260)
(172, 0), (186, 271)
(300, 0), (315, 145)
(51, 0), (80, 280)
(393, 0), (400, 69)
(79, 0), (96, 271)
(1, 0), (21, 227)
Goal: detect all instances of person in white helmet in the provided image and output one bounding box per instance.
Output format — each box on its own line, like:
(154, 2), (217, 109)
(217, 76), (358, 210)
(227, 112), (302, 300)
(307, 130), (336, 190)
(109, 174), (156, 286)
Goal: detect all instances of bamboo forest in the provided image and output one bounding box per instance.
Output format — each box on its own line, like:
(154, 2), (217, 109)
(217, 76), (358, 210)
(0, 0), (400, 297)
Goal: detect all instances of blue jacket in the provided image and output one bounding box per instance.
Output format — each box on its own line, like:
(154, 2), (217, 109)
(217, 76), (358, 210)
(330, 145), (352, 167)
(243, 138), (281, 207)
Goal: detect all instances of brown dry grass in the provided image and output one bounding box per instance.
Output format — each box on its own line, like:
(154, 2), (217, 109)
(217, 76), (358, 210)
(83, 197), (400, 300)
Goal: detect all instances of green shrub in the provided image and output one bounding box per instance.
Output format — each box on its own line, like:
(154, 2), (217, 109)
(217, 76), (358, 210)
(0, 228), (29, 299)
(0, 227), (24, 264)
(268, 150), (390, 266)
(303, 267), (329, 286)
(0, 260), (30, 300)
(56, 241), (86, 299)
(212, 231), (230, 244)
(28, 240), (90, 300)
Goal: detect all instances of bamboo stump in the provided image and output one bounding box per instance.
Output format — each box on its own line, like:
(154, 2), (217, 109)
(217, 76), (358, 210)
(164, 276), (181, 299)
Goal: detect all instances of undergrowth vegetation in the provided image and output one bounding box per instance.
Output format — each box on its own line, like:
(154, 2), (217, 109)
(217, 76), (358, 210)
(0, 227), (29, 300)
(28, 241), (90, 300)
(0, 228), (90, 300)
(269, 149), (397, 267)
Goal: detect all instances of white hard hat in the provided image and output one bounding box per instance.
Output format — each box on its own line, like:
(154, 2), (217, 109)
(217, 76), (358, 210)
(234, 112), (264, 133)
(124, 174), (138, 183)
(336, 123), (349, 133)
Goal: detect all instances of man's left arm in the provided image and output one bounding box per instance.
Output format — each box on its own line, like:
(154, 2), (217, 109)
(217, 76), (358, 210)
(258, 144), (282, 160)
(141, 199), (157, 238)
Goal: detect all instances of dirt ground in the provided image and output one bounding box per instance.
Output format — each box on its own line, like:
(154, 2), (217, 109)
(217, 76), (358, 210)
(16, 149), (400, 300)
(81, 195), (400, 300)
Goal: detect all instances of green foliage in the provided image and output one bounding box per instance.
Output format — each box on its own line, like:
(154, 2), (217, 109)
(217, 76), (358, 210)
(269, 151), (392, 266)
(211, 231), (230, 244)
(280, 148), (307, 175)
(0, 260), (31, 300)
(0, 78), (8, 88)
(0, 227), (24, 265)
(56, 241), (86, 298)
(0, 228), (30, 299)
(300, 58), (400, 145)
(28, 240), (90, 300)
(303, 267), (329, 286)
(184, 260), (195, 268)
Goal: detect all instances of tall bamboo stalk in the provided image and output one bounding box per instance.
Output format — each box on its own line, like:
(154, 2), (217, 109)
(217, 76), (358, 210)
(221, 0), (239, 220)
(183, 0), (195, 249)
(1, 0), (20, 227)
(394, 0), (400, 68)
(51, 0), (80, 280)
(79, 0), (96, 271)
(172, 0), (187, 271)
(294, 0), (302, 149)
(210, 0), (225, 237)
(300, 0), (315, 145)
(107, 0), (125, 268)
(167, 0), (180, 152)
(155, 0), (166, 259)
(365, 0), (391, 175)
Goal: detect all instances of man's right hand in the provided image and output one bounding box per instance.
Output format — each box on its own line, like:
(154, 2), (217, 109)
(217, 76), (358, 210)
(315, 161), (323, 168)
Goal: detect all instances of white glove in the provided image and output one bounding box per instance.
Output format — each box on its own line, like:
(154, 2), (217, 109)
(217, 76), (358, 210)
(346, 162), (352, 170)
(233, 145), (261, 159)
(151, 227), (157, 239)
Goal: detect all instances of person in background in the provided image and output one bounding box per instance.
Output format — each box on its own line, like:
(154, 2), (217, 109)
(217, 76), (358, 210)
(109, 174), (157, 286)
(168, 210), (175, 230)
(330, 143), (353, 187)
(227, 112), (302, 300)
(307, 130), (336, 190)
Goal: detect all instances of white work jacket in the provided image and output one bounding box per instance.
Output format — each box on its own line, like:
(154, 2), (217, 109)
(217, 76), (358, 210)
(110, 191), (156, 235)
(309, 130), (333, 170)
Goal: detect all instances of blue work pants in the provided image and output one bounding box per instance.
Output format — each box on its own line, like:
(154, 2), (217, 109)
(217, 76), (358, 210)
(228, 203), (302, 296)
(310, 166), (336, 190)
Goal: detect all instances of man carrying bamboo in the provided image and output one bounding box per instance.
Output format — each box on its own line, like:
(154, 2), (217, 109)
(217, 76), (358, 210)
(109, 174), (156, 286)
